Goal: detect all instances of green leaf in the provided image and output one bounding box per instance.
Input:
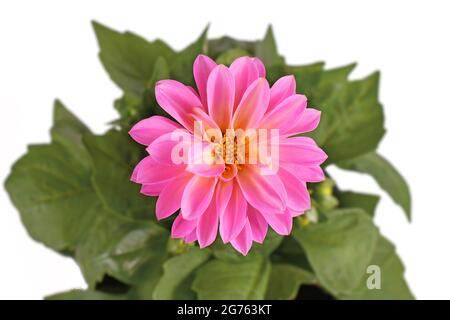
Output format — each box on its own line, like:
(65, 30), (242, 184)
(46, 289), (126, 300)
(75, 206), (168, 287)
(153, 248), (210, 299)
(5, 102), (96, 251)
(51, 100), (92, 168)
(208, 36), (256, 59)
(336, 190), (380, 217)
(339, 235), (414, 299)
(83, 130), (155, 220)
(170, 26), (208, 86)
(216, 48), (249, 65)
(265, 264), (315, 300)
(310, 72), (385, 163)
(92, 21), (174, 98)
(255, 26), (284, 68)
(211, 230), (282, 262)
(192, 256), (271, 300)
(5, 143), (97, 252)
(338, 152), (411, 220)
(271, 237), (313, 272)
(286, 62), (325, 98)
(294, 208), (378, 296)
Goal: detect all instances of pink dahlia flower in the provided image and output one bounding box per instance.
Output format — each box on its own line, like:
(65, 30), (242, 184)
(129, 55), (327, 255)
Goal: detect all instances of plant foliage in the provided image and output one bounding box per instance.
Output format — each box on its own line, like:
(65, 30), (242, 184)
(5, 22), (413, 300)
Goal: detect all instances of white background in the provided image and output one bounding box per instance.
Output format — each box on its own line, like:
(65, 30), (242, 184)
(1, 0), (449, 299)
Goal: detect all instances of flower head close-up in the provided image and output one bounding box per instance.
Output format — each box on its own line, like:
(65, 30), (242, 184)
(129, 55), (327, 255)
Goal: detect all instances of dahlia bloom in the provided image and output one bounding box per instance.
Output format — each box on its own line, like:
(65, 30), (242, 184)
(129, 55), (327, 255)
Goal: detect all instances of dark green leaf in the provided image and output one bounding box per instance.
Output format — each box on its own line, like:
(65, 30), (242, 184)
(338, 152), (411, 220)
(192, 256), (271, 300)
(336, 190), (380, 218)
(294, 208), (378, 296)
(208, 36), (256, 59)
(265, 264), (316, 300)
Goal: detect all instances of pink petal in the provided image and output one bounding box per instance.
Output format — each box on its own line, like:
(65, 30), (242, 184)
(219, 181), (247, 243)
(181, 176), (217, 220)
(230, 219), (253, 256)
(289, 209), (305, 217)
(207, 65), (235, 131)
(232, 78), (270, 130)
(194, 54), (217, 109)
(236, 165), (287, 213)
(278, 167), (311, 212)
(197, 200), (219, 248)
(189, 107), (222, 141)
(147, 130), (191, 164)
(252, 57), (266, 78)
(268, 75), (296, 112)
(261, 209), (293, 236)
(155, 80), (203, 132)
(282, 163), (325, 183)
(156, 173), (192, 220)
(285, 108), (321, 135)
(279, 137), (328, 166)
(186, 163), (225, 177)
(131, 156), (185, 185)
(186, 142), (225, 177)
(140, 183), (166, 196)
(129, 116), (182, 146)
(247, 206), (268, 244)
(230, 57), (260, 109)
(172, 214), (197, 238)
(258, 94), (307, 131)
(184, 229), (198, 243)
(215, 180), (234, 217)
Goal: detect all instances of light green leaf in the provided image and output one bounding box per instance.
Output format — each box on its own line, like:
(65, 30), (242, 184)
(338, 152), (411, 220)
(192, 256), (271, 300)
(336, 190), (380, 218)
(5, 102), (95, 251)
(153, 248), (210, 300)
(216, 48), (249, 65)
(51, 100), (92, 168)
(92, 21), (174, 97)
(75, 206), (168, 287)
(5, 143), (97, 252)
(46, 289), (126, 300)
(339, 235), (414, 299)
(294, 208), (378, 296)
(255, 25), (284, 68)
(265, 264), (316, 300)
(83, 130), (155, 220)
